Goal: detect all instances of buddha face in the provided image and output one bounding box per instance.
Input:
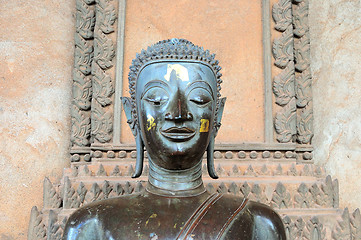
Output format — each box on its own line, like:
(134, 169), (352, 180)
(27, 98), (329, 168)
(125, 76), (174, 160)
(136, 62), (217, 170)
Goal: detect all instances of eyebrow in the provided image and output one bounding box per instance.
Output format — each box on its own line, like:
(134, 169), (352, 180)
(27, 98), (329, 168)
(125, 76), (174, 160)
(141, 80), (171, 99)
(185, 80), (214, 99)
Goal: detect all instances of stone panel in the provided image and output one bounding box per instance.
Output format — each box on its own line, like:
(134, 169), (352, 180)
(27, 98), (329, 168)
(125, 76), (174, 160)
(0, 0), (75, 238)
(310, 0), (361, 211)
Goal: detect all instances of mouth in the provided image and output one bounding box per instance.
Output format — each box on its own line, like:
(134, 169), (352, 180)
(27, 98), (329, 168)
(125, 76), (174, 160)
(160, 127), (196, 142)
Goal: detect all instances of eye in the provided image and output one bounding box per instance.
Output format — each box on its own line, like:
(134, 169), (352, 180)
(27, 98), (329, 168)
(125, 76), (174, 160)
(142, 87), (169, 106)
(188, 88), (212, 106)
(190, 97), (209, 105)
(146, 97), (163, 106)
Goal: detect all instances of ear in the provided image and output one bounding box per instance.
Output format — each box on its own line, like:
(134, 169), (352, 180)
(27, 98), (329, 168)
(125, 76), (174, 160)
(132, 127), (144, 178)
(121, 97), (144, 178)
(121, 97), (137, 136)
(207, 133), (218, 179)
(214, 97), (226, 136)
(121, 97), (133, 123)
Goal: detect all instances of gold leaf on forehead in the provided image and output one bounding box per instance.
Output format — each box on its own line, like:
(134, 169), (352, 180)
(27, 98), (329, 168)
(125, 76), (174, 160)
(164, 64), (189, 82)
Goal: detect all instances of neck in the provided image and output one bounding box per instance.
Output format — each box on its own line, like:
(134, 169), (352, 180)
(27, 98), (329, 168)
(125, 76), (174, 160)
(146, 158), (205, 197)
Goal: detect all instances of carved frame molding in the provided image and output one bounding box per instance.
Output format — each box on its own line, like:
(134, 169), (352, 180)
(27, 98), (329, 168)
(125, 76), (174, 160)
(69, 0), (314, 163)
(272, 0), (313, 144)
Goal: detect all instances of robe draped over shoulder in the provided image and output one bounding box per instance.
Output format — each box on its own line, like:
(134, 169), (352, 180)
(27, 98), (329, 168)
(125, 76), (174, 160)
(63, 192), (286, 240)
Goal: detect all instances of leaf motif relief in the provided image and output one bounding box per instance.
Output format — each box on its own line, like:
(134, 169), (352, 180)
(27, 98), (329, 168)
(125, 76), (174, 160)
(305, 217), (326, 240)
(294, 183), (312, 208)
(96, 0), (117, 34)
(273, 61), (295, 106)
(310, 184), (324, 207)
(272, 0), (292, 31)
(28, 206), (46, 239)
(91, 101), (113, 143)
(273, 26), (294, 68)
(294, 217), (306, 239)
(74, 34), (94, 75)
(44, 178), (62, 209)
(71, 0), (95, 148)
(76, 0), (95, 39)
(47, 210), (63, 240)
(294, 33), (310, 72)
(275, 98), (297, 143)
(332, 209), (352, 240)
(94, 29), (115, 70)
(64, 177), (80, 209)
(77, 182), (88, 206)
(297, 102), (313, 144)
(271, 182), (291, 209)
(293, 0), (309, 38)
(321, 176), (334, 208)
(295, 69), (312, 108)
(283, 216), (295, 240)
(351, 209), (361, 239)
(71, 105), (91, 147)
(92, 64), (114, 106)
(73, 69), (92, 110)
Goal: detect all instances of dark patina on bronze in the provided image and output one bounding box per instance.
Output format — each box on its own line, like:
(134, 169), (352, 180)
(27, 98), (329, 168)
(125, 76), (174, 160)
(63, 39), (286, 240)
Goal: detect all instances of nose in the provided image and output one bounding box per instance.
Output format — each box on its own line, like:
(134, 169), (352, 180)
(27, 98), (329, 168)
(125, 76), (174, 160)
(165, 95), (193, 121)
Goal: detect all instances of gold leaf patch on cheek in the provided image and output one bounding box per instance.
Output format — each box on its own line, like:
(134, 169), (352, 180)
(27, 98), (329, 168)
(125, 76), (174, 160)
(200, 119), (210, 132)
(147, 115), (156, 131)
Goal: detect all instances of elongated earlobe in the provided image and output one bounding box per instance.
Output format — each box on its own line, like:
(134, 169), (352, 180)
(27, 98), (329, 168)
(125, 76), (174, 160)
(207, 133), (218, 179)
(132, 128), (144, 178)
(207, 97), (226, 179)
(122, 97), (144, 178)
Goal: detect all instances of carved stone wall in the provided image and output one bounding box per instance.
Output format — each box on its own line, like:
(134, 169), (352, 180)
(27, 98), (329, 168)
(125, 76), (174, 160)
(71, 0), (94, 147)
(29, 157), (361, 239)
(90, 0), (117, 145)
(272, 0), (313, 145)
(0, 0), (360, 239)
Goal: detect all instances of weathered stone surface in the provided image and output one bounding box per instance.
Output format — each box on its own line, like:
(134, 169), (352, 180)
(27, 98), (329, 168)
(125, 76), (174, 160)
(0, 0), (75, 238)
(310, 0), (361, 210)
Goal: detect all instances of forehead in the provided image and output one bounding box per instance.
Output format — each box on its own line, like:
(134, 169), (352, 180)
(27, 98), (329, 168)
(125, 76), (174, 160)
(136, 62), (217, 91)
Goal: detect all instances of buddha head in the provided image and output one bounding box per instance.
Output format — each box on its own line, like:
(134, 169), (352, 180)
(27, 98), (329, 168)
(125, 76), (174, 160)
(122, 39), (225, 179)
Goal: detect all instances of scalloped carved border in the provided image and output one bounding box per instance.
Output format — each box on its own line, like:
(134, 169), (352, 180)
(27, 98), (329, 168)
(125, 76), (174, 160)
(293, 0), (314, 144)
(90, 0), (117, 144)
(272, 0), (297, 144)
(70, 0), (95, 147)
(272, 0), (313, 144)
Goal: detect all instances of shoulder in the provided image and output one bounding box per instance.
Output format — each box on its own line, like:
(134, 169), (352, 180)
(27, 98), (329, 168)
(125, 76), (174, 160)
(246, 201), (286, 240)
(212, 195), (286, 240)
(63, 193), (143, 240)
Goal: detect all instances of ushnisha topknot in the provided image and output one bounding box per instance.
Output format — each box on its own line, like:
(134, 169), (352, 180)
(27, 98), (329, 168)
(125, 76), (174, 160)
(128, 38), (223, 130)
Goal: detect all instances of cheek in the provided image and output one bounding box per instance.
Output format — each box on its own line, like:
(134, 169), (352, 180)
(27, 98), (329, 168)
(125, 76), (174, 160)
(140, 104), (162, 134)
(197, 105), (215, 132)
(145, 114), (157, 131)
(199, 119), (210, 133)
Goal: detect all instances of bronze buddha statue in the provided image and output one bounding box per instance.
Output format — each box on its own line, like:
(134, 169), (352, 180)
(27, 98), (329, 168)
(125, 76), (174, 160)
(63, 39), (286, 240)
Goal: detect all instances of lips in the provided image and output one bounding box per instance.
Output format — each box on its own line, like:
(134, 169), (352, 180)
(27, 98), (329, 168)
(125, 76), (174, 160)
(160, 127), (196, 141)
